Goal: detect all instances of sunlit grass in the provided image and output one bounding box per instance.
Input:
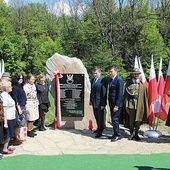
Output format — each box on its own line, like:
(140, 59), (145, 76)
(45, 93), (55, 125)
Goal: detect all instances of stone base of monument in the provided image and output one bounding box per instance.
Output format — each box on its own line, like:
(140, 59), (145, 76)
(59, 117), (97, 130)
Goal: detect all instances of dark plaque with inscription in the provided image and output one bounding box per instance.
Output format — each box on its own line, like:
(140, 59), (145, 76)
(59, 74), (84, 117)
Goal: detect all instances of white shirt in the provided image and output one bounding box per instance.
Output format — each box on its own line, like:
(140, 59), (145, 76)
(1, 91), (16, 120)
(112, 74), (117, 81)
(110, 74), (117, 86)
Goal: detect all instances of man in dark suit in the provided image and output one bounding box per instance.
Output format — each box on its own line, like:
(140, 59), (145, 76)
(108, 66), (124, 142)
(89, 67), (108, 138)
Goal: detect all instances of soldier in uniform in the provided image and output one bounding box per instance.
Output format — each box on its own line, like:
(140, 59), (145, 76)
(124, 68), (149, 141)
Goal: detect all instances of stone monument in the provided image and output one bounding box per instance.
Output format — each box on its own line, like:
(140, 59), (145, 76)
(45, 53), (95, 130)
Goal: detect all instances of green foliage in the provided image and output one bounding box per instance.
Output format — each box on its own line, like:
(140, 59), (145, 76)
(139, 19), (164, 57)
(0, 0), (169, 78)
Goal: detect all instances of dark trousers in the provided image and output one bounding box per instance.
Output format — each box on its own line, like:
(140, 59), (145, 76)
(110, 107), (122, 136)
(93, 107), (105, 135)
(129, 109), (141, 134)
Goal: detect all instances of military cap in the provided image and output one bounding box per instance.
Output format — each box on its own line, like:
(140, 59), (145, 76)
(2, 72), (10, 77)
(131, 68), (141, 74)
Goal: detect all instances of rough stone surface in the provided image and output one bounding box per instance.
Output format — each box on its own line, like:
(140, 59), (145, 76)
(45, 53), (95, 130)
(5, 124), (170, 157)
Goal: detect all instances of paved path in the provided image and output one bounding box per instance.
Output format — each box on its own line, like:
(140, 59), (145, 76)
(9, 125), (170, 156)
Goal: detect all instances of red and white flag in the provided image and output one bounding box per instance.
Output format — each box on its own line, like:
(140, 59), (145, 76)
(138, 57), (148, 87)
(134, 56), (148, 86)
(134, 56), (139, 69)
(148, 55), (157, 126)
(154, 58), (166, 120)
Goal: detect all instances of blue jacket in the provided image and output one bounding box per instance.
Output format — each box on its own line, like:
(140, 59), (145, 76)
(108, 75), (124, 109)
(90, 76), (108, 108)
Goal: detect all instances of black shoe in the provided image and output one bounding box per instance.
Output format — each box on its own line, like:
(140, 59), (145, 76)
(95, 133), (102, 138)
(33, 128), (38, 132)
(111, 136), (122, 142)
(39, 127), (46, 131)
(42, 126), (47, 131)
(108, 134), (115, 139)
(128, 134), (134, 140)
(31, 130), (37, 136)
(93, 130), (98, 133)
(134, 135), (141, 141)
(0, 153), (3, 160)
(27, 131), (35, 138)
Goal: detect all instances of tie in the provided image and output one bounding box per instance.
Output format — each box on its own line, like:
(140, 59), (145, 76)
(93, 78), (97, 87)
(110, 79), (113, 87)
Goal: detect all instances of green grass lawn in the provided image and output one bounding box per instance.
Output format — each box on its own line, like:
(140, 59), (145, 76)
(0, 154), (170, 170)
(45, 93), (55, 125)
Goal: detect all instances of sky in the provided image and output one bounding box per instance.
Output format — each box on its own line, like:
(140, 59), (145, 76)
(4, 0), (69, 5)
(3, 0), (84, 16)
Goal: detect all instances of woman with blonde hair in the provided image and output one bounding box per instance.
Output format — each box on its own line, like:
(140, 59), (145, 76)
(1, 81), (16, 154)
(36, 74), (50, 131)
(24, 73), (39, 137)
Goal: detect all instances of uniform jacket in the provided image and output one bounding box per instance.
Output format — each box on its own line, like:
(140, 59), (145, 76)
(124, 79), (149, 123)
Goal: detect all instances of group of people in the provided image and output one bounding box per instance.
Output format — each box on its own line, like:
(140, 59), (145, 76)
(0, 72), (50, 156)
(89, 66), (150, 142)
(0, 66), (169, 158)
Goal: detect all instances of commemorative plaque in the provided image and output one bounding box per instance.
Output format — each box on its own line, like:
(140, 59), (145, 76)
(60, 74), (84, 117)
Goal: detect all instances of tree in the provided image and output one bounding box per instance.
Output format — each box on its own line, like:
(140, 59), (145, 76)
(9, 2), (63, 74)
(0, 1), (26, 75)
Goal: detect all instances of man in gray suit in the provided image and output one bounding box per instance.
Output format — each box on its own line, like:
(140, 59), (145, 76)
(89, 67), (108, 138)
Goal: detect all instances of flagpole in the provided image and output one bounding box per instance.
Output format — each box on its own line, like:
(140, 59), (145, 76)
(153, 58), (165, 132)
(144, 115), (162, 138)
(154, 57), (162, 131)
(150, 59), (170, 135)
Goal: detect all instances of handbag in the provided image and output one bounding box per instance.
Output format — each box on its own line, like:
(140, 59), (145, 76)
(17, 113), (26, 127)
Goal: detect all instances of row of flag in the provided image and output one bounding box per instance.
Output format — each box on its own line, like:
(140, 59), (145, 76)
(134, 56), (170, 127)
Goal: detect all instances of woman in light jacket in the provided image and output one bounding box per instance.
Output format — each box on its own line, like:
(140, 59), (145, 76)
(24, 73), (39, 137)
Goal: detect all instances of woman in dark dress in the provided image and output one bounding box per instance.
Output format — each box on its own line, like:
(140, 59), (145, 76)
(10, 73), (27, 144)
(36, 74), (50, 131)
(165, 90), (170, 127)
